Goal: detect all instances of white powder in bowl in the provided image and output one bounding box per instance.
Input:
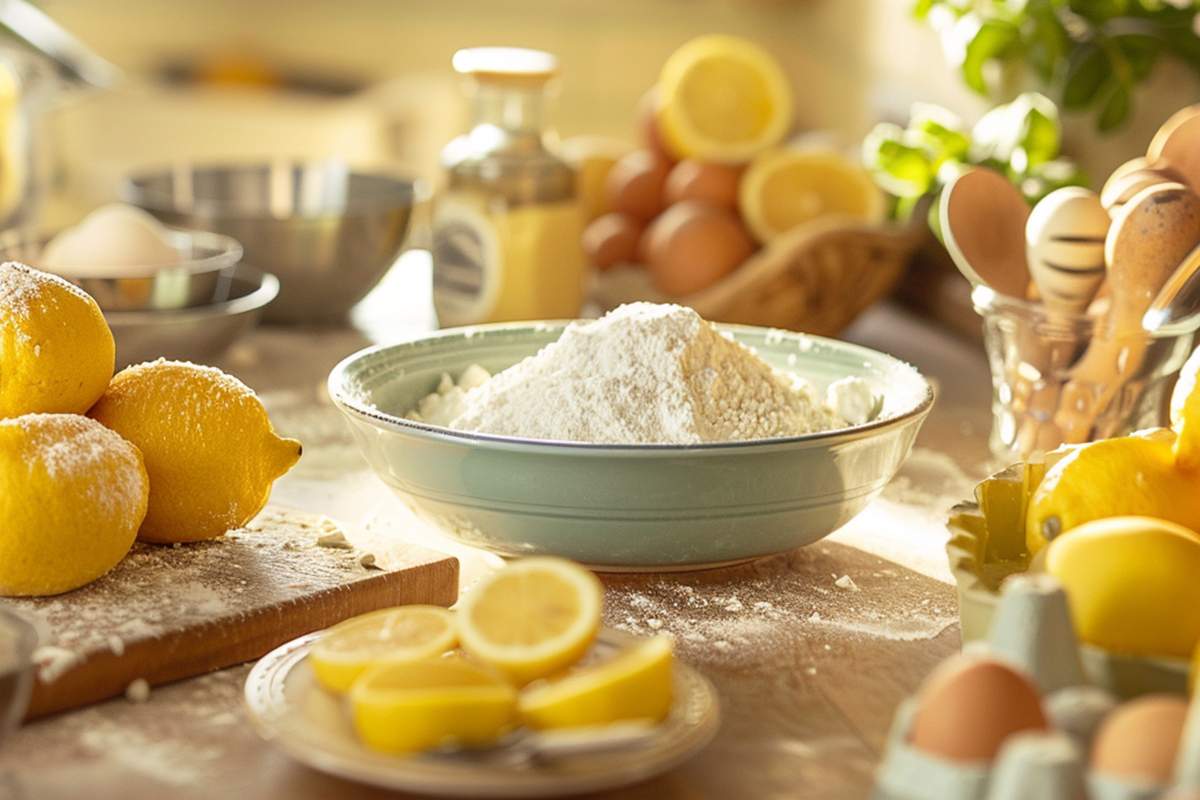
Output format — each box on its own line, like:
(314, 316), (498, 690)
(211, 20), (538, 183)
(408, 303), (878, 445)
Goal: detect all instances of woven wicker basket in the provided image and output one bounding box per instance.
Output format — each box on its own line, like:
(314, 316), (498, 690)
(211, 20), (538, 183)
(591, 214), (923, 336)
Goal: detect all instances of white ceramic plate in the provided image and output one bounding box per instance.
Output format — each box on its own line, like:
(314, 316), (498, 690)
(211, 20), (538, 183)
(243, 629), (721, 797)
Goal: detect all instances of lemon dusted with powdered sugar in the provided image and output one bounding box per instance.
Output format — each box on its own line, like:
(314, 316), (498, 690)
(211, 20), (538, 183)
(0, 413), (148, 596)
(0, 262), (115, 418)
(89, 360), (302, 543)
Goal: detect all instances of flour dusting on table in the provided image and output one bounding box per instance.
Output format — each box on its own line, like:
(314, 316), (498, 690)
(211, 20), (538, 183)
(409, 303), (875, 444)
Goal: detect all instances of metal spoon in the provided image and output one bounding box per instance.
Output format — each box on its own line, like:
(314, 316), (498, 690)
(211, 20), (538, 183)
(939, 166), (1032, 299)
(431, 721), (659, 767)
(1143, 241), (1200, 335)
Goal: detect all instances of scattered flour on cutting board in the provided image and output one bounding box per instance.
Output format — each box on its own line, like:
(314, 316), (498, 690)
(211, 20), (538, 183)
(11, 509), (377, 685)
(407, 303), (877, 444)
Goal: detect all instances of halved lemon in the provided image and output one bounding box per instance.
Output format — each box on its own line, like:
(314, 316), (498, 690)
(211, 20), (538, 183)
(519, 636), (674, 730)
(349, 656), (517, 755)
(457, 558), (603, 684)
(738, 147), (886, 243)
(657, 35), (793, 163)
(310, 606), (458, 694)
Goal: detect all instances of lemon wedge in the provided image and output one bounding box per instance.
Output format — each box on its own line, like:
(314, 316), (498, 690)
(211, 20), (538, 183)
(657, 35), (793, 163)
(738, 148), (885, 243)
(310, 606), (458, 694)
(349, 656), (516, 755)
(519, 636), (674, 730)
(458, 557), (603, 684)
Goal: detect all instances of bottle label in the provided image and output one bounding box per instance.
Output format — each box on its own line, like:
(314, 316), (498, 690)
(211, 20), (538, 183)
(432, 197), (501, 326)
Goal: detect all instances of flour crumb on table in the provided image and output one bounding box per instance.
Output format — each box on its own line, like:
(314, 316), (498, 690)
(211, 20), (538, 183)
(406, 302), (879, 444)
(125, 678), (150, 703)
(316, 531), (353, 550)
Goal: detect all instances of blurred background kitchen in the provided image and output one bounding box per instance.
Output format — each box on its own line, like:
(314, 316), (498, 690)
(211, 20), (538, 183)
(5, 0), (1200, 360)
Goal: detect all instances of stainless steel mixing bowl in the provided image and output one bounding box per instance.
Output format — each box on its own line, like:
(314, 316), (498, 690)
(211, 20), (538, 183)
(105, 265), (279, 367)
(0, 227), (243, 311)
(122, 162), (425, 324)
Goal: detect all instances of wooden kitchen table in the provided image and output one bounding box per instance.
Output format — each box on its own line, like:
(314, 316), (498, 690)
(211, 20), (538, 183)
(0, 259), (997, 800)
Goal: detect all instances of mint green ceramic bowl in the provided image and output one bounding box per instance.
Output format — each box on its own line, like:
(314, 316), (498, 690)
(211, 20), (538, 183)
(328, 322), (934, 569)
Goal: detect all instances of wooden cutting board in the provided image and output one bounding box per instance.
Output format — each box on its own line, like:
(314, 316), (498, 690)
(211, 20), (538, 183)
(5, 507), (459, 719)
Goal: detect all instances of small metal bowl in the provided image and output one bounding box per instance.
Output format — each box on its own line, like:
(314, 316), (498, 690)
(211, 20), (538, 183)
(0, 607), (37, 745)
(0, 227), (243, 312)
(122, 161), (426, 324)
(105, 265), (279, 367)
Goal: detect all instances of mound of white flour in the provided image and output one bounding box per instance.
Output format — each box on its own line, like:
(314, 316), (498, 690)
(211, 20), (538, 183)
(409, 303), (874, 444)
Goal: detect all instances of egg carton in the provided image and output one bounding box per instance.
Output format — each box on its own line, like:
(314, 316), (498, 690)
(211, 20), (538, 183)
(873, 574), (1200, 800)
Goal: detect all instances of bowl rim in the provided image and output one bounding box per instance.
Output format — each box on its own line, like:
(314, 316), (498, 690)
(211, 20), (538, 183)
(0, 226), (245, 279)
(102, 267), (279, 323)
(327, 320), (937, 453)
(120, 160), (431, 222)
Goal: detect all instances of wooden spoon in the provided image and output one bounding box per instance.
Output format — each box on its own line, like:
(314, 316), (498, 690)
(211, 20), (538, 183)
(1100, 157), (1188, 216)
(1148, 105), (1200, 190)
(940, 167), (1031, 299)
(1055, 183), (1200, 442)
(1013, 188), (1110, 452)
(1026, 187), (1109, 313)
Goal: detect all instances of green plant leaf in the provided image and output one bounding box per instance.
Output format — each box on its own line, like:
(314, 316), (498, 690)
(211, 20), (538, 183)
(1098, 80), (1132, 131)
(960, 17), (1021, 94)
(1016, 95), (1061, 167)
(912, 0), (937, 19)
(1026, 3), (1070, 82)
(910, 102), (971, 162)
(1114, 33), (1162, 80)
(1062, 44), (1110, 109)
(862, 123), (936, 197)
(1068, 0), (1130, 23)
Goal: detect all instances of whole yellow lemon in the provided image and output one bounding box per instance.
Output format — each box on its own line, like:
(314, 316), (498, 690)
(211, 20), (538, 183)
(1026, 434), (1200, 554)
(0, 414), (148, 596)
(89, 360), (301, 543)
(0, 262), (115, 418)
(1046, 516), (1200, 659)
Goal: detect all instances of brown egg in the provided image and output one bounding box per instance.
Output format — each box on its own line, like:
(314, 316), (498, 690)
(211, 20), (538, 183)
(665, 160), (743, 210)
(644, 201), (755, 296)
(638, 87), (676, 163)
(909, 655), (1048, 762)
(605, 150), (670, 222)
(1091, 695), (1188, 785)
(582, 212), (643, 271)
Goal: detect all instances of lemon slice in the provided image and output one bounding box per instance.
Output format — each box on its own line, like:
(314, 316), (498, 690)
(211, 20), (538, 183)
(458, 558), (603, 684)
(738, 148), (886, 243)
(658, 35), (793, 163)
(350, 656), (517, 755)
(519, 636), (674, 730)
(310, 606), (458, 694)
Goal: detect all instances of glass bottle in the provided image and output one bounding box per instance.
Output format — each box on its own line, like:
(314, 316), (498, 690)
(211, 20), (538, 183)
(432, 47), (585, 326)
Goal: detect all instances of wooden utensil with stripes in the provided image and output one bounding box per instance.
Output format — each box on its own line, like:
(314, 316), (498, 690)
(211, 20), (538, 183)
(1015, 188), (1110, 452)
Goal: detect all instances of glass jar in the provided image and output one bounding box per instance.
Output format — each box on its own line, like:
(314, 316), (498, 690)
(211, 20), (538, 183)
(974, 284), (1196, 462)
(432, 47), (585, 327)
